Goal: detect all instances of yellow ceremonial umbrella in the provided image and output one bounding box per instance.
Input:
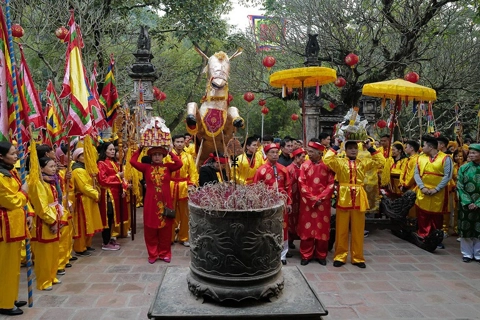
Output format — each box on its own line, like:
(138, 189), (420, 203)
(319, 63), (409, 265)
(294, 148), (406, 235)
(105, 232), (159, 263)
(362, 78), (437, 177)
(362, 78), (437, 101)
(270, 67), (337, 143)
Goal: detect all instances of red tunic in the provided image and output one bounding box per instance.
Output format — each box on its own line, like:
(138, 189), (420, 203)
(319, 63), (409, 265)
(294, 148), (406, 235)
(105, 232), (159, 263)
(130, 150), (182, 229)
(297, 160), (335, 240)
(287, 162), (301, 238)
(97, 159), (129, 227)
(254, 161), (292, 239)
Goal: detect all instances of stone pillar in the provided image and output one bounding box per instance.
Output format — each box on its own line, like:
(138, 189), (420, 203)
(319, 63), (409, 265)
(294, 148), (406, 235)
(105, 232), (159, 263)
(127, 26), (159, 124)
(302, 34), (322, 142)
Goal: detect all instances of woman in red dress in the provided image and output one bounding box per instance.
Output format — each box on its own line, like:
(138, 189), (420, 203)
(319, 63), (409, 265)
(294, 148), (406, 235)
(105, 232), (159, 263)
(130, 146), (182, 263)
(97, 143), (128, 251)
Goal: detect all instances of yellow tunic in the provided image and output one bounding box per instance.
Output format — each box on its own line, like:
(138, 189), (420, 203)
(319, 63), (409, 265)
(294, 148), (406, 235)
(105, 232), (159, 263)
(232, 151), (263, 185)
(390, 157), (408, 196)
(166, 150), (198, 201)
(72, 166), (103, 237)
(0, 169), (27, 309)
(400, 154), (419, 190)
(415, 152), (450, 214)
(324, 148), (385, 212)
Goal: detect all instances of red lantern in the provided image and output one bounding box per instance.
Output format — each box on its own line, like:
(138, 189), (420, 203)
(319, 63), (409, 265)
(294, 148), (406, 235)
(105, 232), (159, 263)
(345, 53), (359, 68)
(287, 87), (293, 96)
(329, 102), (336, 110)
(376, 119), (387, 129)
(291, 113), (299, 121)
(55, 26), (69, 42)
(261, 106), (269, 115)
(258, 99), (266, 107)
(12, 24), (24, 38)
(228, 94), (234, 103)
(262, 56), (276, 70)
(243, 92), (255, 103)
(404, 71), (419, 83)
(153, 86), (161, 100)
(433, 131), (441, 138)
(158, 91), (167, 101)
(334, 77), (346, 88)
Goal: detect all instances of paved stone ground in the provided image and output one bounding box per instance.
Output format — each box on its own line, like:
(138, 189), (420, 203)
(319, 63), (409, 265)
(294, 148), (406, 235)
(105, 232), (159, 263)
(3, 209), (480, 320)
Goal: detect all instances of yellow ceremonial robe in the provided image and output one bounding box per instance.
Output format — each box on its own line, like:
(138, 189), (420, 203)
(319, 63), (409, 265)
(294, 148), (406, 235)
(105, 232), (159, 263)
(232, 151), (263, 185)
(0, 169), (27, 308)
(415, 152), (450, 215)
(165, 150), (198, 242)
(72, 165), (102, 252)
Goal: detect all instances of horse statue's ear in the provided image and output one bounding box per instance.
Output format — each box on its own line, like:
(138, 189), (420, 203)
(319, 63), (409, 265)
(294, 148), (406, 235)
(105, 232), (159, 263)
(194, 46), (209, 61)
(229, 48), (243, 60)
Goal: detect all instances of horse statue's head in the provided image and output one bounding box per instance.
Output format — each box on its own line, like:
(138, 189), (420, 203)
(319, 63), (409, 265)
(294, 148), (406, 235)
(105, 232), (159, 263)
(195, 47), (242, 90)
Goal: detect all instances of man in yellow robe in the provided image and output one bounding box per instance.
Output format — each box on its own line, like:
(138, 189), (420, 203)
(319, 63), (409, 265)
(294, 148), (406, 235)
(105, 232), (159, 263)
(232, 137), (263, 185)
(399, 140), (420, 218)
(437, 135), (454, 238)
(324, 139), (385, 268)
(414, 136), (452, 244)
(166, 134), (198, 246)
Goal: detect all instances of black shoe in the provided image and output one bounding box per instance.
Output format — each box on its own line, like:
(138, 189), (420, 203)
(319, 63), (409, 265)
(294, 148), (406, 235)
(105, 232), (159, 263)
(462, 257), (472, 263)
(353, 262), (366, 268)
(65, 263), (72, 268)
(281, 259), (287, 265)
(0, 306), (23, 315)
(437, 243), (445, 249)
(333, 261), (345, 267)
(69, 256), (78, 261)
(75, 251), (91, 257)
(86, 246), (95, 251)
(288, 242), (296, 249)
(286, 252), (293, 258)
(57, 269), (66, 275)
(14, 301), (27, 308)
(316, 258), (327, 266)
(300, 259), (310, 266)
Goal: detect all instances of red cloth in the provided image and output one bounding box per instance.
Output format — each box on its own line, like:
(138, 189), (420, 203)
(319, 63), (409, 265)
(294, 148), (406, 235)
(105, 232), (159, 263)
(130, 149), (182, 229)
(97, 159), (129, 226)
(297, 160), (335, 241)
(144, 221), (173, 260)
(287, 162), (302, 239)
(254, 161), (292, 239)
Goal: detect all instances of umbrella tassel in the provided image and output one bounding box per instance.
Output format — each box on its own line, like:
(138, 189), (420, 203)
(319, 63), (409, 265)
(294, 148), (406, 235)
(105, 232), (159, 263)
(315, 80), (319, 97)
(282, 84), (285, 98)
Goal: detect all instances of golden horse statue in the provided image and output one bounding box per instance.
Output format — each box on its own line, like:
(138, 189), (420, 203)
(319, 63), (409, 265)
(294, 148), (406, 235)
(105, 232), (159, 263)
(186, 47), (244, 166)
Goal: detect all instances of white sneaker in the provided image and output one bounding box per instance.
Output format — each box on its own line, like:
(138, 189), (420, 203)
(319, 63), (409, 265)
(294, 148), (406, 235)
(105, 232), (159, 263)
(181, 241), (190, 247)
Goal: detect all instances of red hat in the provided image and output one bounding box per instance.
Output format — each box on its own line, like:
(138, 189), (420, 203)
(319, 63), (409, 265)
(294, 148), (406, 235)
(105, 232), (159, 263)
(147, 146), (168, 156)
(291, 148), (306, 158)
(264, 143), (280, 153)
(307, 141), (326, 152)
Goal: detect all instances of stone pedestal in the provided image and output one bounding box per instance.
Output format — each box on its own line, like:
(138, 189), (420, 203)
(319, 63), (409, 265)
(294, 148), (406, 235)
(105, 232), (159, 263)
(148, 266), (328, 319)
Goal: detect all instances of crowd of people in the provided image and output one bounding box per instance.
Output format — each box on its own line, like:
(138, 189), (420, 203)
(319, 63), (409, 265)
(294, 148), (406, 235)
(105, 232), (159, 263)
(0, 132), (479, 316)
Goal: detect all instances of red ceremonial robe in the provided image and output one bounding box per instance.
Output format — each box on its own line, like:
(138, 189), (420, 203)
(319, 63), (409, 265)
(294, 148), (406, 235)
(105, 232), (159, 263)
(254, 161), (292, 239)
(97, 159), (129, 227)
(297, 159), (335, 260)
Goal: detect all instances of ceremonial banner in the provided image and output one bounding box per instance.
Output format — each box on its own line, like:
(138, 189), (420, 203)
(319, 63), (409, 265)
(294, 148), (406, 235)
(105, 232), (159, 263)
(60, 10), (93, 136)
(90, 61), (108, 131)
(19, 45), (45, 129)
(45, 80), (67, 146)
(100, 55), (120, 126)
(248, 15), (286, 51)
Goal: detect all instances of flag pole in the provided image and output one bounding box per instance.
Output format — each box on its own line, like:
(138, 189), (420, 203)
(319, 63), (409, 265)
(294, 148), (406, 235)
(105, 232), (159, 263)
(4, 0), (34, 307)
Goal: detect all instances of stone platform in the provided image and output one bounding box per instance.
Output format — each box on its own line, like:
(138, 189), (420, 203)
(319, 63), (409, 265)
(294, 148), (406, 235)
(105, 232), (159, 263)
(148, 266), (328, 319)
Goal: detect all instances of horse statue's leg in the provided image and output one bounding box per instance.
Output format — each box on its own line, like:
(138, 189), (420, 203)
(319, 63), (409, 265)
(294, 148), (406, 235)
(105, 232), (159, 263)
(186, 102), (199, 131)
(227, 106), (244, 129)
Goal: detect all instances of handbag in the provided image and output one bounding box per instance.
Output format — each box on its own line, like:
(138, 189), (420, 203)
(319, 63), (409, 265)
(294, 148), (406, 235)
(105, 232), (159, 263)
(162, 207), (176, 219)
